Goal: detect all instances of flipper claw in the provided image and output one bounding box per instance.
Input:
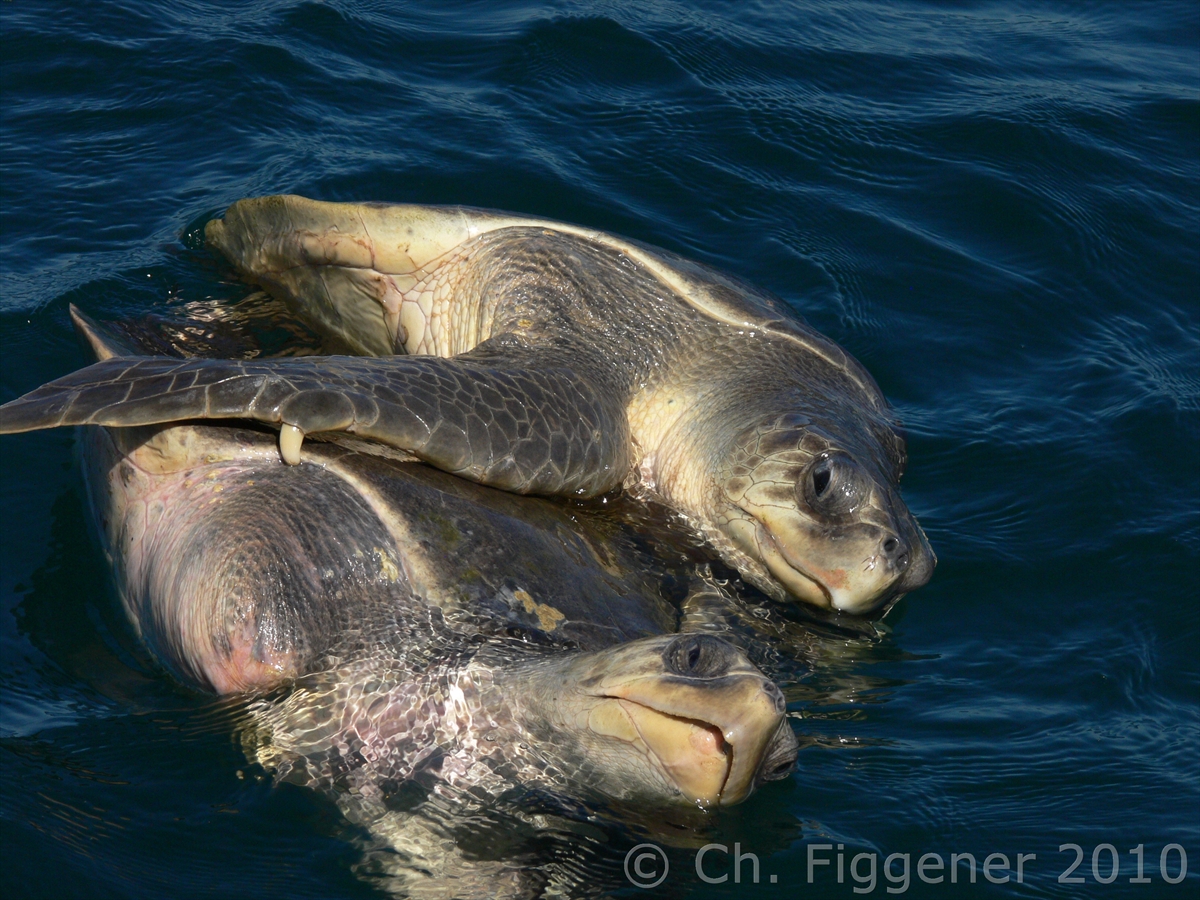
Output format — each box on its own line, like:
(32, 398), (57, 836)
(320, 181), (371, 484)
(280, 424), (305, 465)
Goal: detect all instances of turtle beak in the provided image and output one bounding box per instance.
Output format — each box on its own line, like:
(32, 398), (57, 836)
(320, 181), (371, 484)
(727, 505), (934, 615)
(594, 670), (796, 807)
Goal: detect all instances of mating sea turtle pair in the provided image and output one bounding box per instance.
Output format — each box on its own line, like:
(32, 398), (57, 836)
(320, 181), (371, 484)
(0, 195), (934, 616)
(1, 198), (934, 892)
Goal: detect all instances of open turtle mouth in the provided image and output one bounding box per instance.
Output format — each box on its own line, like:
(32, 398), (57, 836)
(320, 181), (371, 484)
(615, 699), (733, 807)
(590, 687), (792, 808)
(580, 635), (793, 807)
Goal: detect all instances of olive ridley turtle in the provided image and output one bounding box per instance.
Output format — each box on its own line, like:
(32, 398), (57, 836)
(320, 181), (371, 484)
(0, 196), (934, 614)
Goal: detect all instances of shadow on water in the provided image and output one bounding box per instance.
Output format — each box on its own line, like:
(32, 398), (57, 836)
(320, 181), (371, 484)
(14, 486), (161, 707)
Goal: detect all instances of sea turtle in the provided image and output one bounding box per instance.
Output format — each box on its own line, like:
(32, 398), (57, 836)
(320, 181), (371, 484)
(63, 308), (800, 894)
(0, 196), (934, 614)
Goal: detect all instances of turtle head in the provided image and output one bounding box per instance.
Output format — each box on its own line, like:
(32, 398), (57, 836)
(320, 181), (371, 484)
(519, 634), (797, 808)
(713, 412), (935, 615)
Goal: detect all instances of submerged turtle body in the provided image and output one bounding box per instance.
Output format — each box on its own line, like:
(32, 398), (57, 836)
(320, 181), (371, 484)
(86, 416), (796, 811)
(49, 309), (800, 894)
(82, 420), (800, 895)
(66, 299), (799, 812)
(0, 196), (934, 614)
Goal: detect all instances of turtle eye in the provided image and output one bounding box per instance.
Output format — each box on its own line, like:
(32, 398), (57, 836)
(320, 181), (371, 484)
(811, 459), (833, 497)
(664, 635), (734, 678)
(802, 453), (866, 517)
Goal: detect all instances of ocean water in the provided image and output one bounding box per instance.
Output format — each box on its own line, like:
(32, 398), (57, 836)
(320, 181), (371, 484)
(0, 2), (1197, 898)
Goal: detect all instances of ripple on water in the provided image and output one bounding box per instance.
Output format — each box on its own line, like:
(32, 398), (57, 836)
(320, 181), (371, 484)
(1, 1), (1198, 897)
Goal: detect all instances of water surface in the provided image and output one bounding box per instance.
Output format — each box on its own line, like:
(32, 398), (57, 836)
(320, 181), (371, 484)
(1, 2), (1197, 897)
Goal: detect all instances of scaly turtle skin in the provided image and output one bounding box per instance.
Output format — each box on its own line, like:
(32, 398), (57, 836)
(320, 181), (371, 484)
(86, 422), (800, 896)
(63, 308), (804, 895)
(0, 196), (933, 614)
(84, 417), (796, 811)
(68, 301), (797, 817)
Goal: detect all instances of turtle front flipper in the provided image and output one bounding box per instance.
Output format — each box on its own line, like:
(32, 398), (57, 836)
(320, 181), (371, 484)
(0, 349), (629, 496)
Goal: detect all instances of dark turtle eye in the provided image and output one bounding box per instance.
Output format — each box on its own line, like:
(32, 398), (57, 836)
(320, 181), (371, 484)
(664, 635), (734, 678)
(802, 453), (866, 517)
(811, 459), (833, 497)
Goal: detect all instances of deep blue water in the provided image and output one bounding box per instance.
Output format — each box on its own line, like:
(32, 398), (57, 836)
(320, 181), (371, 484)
(1, 2), (1197, 897)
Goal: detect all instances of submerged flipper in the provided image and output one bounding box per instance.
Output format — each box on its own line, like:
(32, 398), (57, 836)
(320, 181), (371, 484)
(0, 345), (629, 496)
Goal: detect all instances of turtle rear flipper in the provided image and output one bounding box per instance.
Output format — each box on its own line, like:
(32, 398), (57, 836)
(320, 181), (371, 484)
(0, 346), (629, 496)
(206, 195), (516, 358)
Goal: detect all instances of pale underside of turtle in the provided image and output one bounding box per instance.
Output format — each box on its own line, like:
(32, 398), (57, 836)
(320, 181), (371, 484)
(0, 195), (934, 614)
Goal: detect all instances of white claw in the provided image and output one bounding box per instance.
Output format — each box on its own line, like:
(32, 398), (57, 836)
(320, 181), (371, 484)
(279, 424), (305, 465)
